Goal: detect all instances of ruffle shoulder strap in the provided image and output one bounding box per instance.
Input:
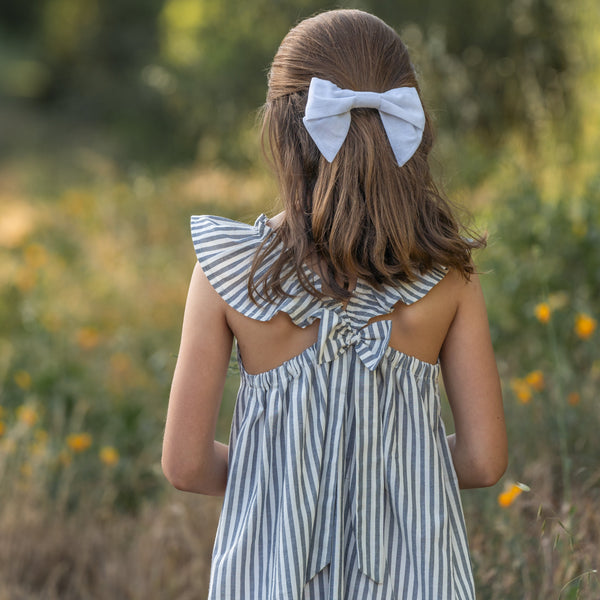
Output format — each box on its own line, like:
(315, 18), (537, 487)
(363, 265), (449, 315)
(190, 214), (322, 328)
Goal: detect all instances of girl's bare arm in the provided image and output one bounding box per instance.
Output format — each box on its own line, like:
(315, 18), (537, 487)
(440, 273), (508, 489)
(162, 262), (233, 495)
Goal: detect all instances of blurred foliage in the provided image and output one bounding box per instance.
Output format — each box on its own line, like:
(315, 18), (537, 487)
(482, 178), (600, 356)
(0, 0), (593, 168)
(462, 175), (600, 599)
(477, 174), (600, 509)
(0, 157), (270, 514)
(1, 0), (600, 597)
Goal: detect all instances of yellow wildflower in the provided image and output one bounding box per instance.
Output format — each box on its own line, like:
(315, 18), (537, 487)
(0, 421), (5, 436)
(35, 429), (48, 443)
(66, 433), (92, 453)
(60, 189), (94, 217)
(14, 370), (32, 390)
(110, 352), (131, 375)
(17, 405), (38, 427)
(24, 243), (48, 268)
(77, 327), (100, 349)
(498, 483), (526, 508)
(567, 392), (580, 406)
(575, 313), (597, 340)
(41, 311), (61, 332)
(99, 446), (120, 467)
(534, 302), (551, 324)
(525, 370), (544, 392)
(30, 430), (48, 456)
(15, 267), (36, 292)
(29, 440), (46, 456)
(510, 378), (532, 404)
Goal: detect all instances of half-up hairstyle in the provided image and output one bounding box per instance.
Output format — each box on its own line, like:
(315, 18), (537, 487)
(249, 9), (485, 303)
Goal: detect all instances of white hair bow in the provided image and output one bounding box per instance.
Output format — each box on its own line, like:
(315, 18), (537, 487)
(302, 77), (425, 167)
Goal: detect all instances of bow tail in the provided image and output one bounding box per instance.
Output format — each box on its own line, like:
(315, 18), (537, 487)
(305, 369), (346, 584)
(317, 309), (343, 365)
(309, 313), (390, 588)
(380, 109), (424, 168)
(353, 366), (387, 583)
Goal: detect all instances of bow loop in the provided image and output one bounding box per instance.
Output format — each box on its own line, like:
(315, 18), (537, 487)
(317, 310), (391, 371)
(353, 320), (392, 371)
(303, 77), (425, 166)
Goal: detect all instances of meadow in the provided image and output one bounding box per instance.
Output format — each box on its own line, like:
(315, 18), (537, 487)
(1, 0), (600, 595)
(1, 98), (599, 600)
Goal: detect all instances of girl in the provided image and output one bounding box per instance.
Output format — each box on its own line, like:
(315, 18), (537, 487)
(162, 9), (507, 600)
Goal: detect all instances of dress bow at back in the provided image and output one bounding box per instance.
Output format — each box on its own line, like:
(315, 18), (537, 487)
(317, 309), (392, 371)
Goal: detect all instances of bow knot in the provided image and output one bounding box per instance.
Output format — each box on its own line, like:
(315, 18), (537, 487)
(344, 330), (361, 347)
(317, 309), (391, 371)
(302, 77), (425, 166)
(350, 90), (382, 110)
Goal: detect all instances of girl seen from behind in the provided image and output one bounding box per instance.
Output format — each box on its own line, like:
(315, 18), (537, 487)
(162, 9), (508, 599)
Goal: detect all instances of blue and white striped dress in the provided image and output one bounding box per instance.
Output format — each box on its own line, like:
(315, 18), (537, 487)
(191, 214), (475, 600)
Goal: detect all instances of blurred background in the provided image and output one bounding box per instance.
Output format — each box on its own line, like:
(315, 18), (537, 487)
(0, 0), (598, 598)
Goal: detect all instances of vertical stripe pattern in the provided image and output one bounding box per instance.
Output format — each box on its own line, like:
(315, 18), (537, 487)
(193, 215), (475, 600)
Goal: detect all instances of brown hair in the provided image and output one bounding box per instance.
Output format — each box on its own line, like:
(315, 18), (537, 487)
(249, 9), (485, 303)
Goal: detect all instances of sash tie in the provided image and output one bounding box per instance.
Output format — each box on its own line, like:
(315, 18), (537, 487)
(306, 310), (390, 587)
(317, 309), (392, 371)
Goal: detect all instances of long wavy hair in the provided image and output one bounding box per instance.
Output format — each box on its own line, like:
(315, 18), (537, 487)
(249, 9), (485, 303)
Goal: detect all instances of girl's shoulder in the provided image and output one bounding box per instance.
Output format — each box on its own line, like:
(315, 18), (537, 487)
(190, 213), (320, 327)
(190, 213), (275, 286)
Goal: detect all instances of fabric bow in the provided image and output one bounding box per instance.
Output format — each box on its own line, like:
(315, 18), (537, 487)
(305, 310), (390, 587)
(303, 77), (425, 167)
(317, 309), (392, 371)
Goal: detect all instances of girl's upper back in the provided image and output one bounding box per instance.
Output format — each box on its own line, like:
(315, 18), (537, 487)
(192, 213), (467, 377)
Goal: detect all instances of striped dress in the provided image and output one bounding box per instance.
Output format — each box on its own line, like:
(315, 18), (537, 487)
(191, 214), (475, 600)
